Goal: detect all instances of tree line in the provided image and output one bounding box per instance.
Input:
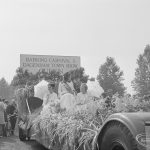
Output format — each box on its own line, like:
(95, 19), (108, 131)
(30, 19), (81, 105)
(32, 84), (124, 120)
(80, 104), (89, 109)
(1, 44), (150, 99)
(0, 78), (14, 100)
(97, 44), (150, 98)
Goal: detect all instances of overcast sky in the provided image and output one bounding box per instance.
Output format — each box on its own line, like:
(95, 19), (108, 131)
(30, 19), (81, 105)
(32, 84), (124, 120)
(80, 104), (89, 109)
(0, 0), (150, 93)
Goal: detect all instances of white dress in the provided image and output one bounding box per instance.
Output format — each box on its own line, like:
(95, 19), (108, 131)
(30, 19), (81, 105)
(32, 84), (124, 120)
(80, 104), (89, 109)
(76, 92), (91, 105)
(43, 92), (58, 106)
(59, 82), (76, 111)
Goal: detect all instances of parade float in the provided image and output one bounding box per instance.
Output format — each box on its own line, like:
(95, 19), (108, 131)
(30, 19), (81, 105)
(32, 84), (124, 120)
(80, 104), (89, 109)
(14, 55), (150, 150)
(25, 79), (150, 150)
(15, 73), (150, 150)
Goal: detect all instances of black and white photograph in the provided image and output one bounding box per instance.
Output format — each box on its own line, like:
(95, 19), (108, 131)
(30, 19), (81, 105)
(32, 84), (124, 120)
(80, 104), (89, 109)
(0, 0), (150, 150)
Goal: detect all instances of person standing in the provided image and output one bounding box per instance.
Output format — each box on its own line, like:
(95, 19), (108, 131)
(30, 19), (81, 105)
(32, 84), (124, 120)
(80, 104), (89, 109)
(59, 72), (76, 111)
(6, 100), (17, 135)
(59, 72), (76, 96)
(3, 99), (9, 137)
(0, 99), (5, 137)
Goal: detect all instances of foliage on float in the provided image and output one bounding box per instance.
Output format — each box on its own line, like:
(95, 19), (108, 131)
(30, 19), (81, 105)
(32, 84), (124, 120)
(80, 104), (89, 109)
(32, 94), (150, 150)
(33, 99), (105, 150)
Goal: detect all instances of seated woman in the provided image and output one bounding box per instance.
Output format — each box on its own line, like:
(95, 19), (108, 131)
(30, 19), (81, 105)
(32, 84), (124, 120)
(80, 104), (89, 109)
(59, 72), (76, 111)
(43, 81), (58, 107)
(76, 83), (92, 105)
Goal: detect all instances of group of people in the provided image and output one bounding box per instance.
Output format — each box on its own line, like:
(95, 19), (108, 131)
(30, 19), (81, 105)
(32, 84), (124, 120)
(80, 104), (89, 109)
(0, 98), (17, 137)
(42, 72), (92, 112)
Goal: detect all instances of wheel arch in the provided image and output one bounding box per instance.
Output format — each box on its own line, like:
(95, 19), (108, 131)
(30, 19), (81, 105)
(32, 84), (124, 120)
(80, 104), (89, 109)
(95, 113), (146, 150)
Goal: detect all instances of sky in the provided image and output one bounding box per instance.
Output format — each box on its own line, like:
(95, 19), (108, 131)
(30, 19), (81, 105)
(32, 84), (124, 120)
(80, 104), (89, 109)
(0, 0), (150, 94)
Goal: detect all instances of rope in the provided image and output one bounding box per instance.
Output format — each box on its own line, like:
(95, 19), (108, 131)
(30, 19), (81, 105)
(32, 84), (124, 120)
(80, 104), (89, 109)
(26, 98), (31, 115)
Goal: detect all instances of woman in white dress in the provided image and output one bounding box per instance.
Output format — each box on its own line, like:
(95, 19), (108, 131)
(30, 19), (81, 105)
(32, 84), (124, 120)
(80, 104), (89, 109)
(76, 83), (91, 105)
(59, 72), (76, 111)
(43, 81), (58, 107)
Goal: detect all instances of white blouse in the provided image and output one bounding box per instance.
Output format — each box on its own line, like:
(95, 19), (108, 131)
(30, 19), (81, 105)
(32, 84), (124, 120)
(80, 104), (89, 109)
(76, 92), (91, 105)
(43, 92), (58, 106)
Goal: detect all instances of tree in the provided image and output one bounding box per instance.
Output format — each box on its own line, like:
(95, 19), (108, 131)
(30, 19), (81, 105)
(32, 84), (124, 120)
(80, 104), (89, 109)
(0, 77), (14, 99)
(132, 45), (150, 97)
(97, 57), (126, 96)
(11, 67), (62, 88)
(11, 68), (31, 88)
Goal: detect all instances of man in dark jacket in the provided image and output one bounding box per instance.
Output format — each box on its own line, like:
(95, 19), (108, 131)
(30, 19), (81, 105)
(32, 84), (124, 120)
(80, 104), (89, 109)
(6, 100), (17, 135)
(2, 99), (9, 137)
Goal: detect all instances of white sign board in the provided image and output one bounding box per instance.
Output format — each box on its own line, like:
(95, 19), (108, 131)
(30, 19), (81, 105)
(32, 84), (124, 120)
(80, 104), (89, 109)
(20, 54), (81, 74)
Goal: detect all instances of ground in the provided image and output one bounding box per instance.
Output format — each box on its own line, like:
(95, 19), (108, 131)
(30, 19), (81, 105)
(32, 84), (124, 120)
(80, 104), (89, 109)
(0, 136), (48, 150)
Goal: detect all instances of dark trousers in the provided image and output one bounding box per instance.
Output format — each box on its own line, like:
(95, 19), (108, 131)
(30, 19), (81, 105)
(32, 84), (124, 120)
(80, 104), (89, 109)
(0, 124), (5, 136)
(10, 116), (17, 134)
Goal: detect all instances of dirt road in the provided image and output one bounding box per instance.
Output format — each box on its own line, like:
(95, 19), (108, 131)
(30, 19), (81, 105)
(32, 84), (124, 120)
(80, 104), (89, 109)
(0, 136), (48, 150)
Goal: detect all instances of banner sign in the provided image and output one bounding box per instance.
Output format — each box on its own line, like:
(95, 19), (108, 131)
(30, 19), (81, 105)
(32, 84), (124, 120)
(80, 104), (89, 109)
(20, 54), (81, 74)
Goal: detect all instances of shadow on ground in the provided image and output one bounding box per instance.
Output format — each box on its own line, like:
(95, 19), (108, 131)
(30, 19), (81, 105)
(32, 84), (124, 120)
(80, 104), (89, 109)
(24, 140), (49, 150)
(0, 136), (49, 150)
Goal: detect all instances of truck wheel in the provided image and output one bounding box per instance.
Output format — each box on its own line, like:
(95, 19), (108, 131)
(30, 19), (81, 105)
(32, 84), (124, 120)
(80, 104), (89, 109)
(19, 128), (26, 141)
(99, 121), (138, 150)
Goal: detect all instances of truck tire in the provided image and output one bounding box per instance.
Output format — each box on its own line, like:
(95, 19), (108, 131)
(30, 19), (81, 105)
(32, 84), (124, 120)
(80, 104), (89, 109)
(99, 121), (138, 150)
(19, 127), (26, 141)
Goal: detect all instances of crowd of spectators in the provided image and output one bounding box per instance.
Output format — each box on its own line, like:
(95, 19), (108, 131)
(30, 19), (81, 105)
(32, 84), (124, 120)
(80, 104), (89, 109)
(0, 98), (17, 137)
